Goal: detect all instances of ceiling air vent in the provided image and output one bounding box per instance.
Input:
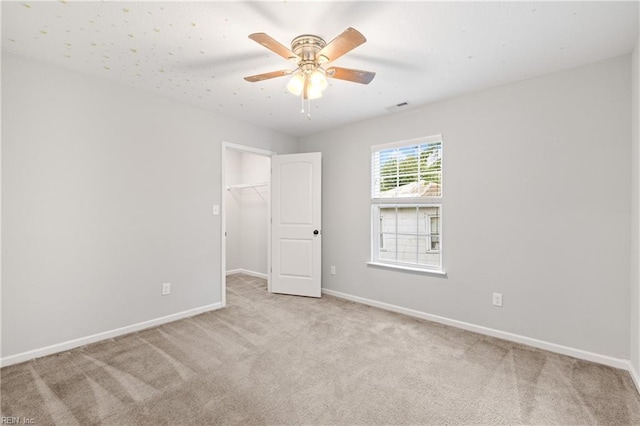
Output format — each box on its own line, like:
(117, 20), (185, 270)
(386, 101), (412, 112)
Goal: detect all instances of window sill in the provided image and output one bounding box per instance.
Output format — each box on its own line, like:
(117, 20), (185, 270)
(366, 262), (447, 277)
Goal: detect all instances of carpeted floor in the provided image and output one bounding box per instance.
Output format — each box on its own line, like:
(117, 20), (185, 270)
(2, 273), (640, 425)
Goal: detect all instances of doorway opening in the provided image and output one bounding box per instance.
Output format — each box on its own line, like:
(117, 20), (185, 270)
(221, 142), (274, 307)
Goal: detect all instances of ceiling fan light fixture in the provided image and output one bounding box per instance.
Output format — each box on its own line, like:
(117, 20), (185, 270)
(288, 68), (327, 98)
(309, 68), (328, 92)
(286, 72), (305, 96)
(305, 82), (324, 100)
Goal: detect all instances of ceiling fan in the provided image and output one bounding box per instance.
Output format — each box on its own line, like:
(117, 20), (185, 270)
(244, 27), (375, 102)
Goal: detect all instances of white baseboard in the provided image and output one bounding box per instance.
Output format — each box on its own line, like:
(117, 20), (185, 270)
(0, 302), (223, 368)
(322, 288), (630, 372)
(226, 268), (267, 279)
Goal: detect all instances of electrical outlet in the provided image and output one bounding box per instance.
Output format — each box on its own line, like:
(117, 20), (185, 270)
(162, 282), (171, 296)
(330, 265), (336, 275)
(212, 205), (220, 215)
(492, 292), (503, 307)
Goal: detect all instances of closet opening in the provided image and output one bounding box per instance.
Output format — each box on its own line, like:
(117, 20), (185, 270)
(221, 142), (273, 307)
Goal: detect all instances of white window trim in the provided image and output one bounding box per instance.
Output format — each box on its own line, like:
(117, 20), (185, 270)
(370, 134), (444, 274)
(370, 134), (443, 153)
(366, 261), (448, 276)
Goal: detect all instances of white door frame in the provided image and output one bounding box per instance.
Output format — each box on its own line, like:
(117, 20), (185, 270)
(220, 142), (275, 307)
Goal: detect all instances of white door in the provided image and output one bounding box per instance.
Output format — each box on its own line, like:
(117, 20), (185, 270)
(271, 152), (322, 297)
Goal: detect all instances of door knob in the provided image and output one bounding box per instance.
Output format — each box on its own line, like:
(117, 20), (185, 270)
(313, 230), (319, 235)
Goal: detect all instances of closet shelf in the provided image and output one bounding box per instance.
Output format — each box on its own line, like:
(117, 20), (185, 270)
(226, 181), (268, 201)
(226, 182), (268, 190)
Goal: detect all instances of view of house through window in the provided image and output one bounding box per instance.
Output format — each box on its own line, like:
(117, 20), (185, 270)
(371, 135), (443, 271)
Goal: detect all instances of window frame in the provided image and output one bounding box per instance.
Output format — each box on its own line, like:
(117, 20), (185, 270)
(427, 214), (440, 253)
(369, 135), (444, 274)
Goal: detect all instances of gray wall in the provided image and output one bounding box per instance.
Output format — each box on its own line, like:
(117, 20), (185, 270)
(1, 53), (296, 358)
(299, 55), (632, 359)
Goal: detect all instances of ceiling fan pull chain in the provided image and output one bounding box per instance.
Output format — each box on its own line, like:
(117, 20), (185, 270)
(300, 81), (312, 119)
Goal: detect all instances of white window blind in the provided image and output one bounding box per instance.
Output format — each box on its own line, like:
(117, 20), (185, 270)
(371, 136), (442, 199)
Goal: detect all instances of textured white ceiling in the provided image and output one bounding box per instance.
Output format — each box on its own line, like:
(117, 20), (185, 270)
(2, 1), (638, 137)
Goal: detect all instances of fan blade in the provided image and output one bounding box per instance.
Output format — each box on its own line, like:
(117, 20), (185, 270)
(326, 67), (375, 84)
(317, 27), (366, 63)
(248, 33), (298, 61)
(244, 69), (293, 82)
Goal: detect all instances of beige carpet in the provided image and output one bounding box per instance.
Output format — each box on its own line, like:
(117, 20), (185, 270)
(2, 273), (639, 425)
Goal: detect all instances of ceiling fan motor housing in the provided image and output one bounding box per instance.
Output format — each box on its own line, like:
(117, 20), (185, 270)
(291, 35), (328, 71)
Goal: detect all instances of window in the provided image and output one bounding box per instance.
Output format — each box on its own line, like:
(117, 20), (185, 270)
(370, 135), (443, 272)
(428, 214), (440, 252)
